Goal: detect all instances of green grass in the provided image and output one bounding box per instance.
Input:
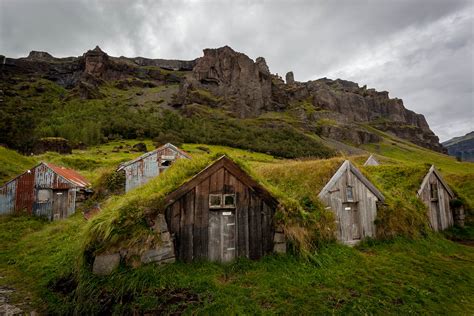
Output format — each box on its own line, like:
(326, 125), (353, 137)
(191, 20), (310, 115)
(0, 214), (86, 313)
(0, 146), (38, 184)
(362, 132), (474, 208)
(1, 215), (473, 314)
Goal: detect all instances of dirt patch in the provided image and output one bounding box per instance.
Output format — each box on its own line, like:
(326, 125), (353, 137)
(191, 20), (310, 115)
(455, 240), (474, 247)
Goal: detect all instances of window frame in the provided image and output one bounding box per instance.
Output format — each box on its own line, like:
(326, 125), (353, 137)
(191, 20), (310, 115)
(223, 194), (236, 208)
(430, 183), (439, 201)
(346, 186), (354, 202)
(209, 194), (223, 209)
(209, 193), (237, 209)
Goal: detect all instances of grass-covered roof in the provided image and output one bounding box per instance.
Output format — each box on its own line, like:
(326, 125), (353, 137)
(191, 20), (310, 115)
(84, 153), (334, 259)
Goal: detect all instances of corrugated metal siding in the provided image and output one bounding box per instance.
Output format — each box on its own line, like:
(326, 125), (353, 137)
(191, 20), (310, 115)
(124, 146), (189, 192)
(15, 168), (36, 214)
(35, 164), (72, 189)
(33, 200), (53, 220)
(0, 163), (83, 220)
(0, 181), (17, 215)
(67, 189), (76, 217)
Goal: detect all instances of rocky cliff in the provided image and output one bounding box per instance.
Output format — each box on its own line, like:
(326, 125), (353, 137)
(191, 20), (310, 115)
(174, 46), (444, 152)
(442, 132), (474, 162)
(0, 45), (445, 153)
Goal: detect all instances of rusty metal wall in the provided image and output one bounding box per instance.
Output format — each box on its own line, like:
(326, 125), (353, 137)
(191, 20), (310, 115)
(0, 180), (17, 215)
(0, 163), (77, 219)
(14, 168), (36, 214)
(124, 147), (188, 192)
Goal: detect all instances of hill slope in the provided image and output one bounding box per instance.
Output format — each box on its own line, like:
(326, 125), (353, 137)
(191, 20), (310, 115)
(0, 140), (473, 314)
(0, 46), (445, 156)
(442, 131), (474, 162)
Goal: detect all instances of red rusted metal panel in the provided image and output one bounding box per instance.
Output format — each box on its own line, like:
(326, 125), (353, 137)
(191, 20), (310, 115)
(14, 168), (35, 214)
(46, 163), (90, 187)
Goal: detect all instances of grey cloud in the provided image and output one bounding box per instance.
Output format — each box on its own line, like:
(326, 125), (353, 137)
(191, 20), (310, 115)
(0, 0), (472, 141)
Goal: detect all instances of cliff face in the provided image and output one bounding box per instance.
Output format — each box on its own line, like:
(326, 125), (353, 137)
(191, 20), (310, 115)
(442, 132), (474, 162)
(182, 46), (273, 116)
(0, 45), (445, 153)
(174, 47), (444, 152)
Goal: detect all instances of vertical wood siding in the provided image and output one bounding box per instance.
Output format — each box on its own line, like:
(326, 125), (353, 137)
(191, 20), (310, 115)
(165, 166), (275, 262)
(419, 172), (453, 231)
(320, 168), (379, 244)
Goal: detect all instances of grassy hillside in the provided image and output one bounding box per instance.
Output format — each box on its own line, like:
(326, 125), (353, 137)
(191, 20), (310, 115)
(361, 129), (474, 208)
(0, 146), (37, 184)
(1, 215), (473, 314)
(1, 77), (335, 159)
(0, 136), (473, 313)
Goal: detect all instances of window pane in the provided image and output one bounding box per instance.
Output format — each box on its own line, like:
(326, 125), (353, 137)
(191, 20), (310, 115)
(224, 194), (236, 207)
(209, 194), (222, 208)
(430, 183), (438, 199)
(346, 187), (354, 201)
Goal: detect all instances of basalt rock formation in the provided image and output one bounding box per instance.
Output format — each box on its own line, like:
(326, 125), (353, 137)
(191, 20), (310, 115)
(173, 46), (444, 152)
(0, 45), (445, 153)
(443, 131), (474, 162)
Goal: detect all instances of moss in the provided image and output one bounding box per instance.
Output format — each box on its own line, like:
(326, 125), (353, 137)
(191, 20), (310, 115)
(83, 154), (332, 259)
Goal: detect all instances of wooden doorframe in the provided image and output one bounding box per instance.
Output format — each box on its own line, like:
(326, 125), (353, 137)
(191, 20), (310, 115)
(208, 208), (237, 263)
(52, 189), (68, 220)
(343, 201), (361, 241)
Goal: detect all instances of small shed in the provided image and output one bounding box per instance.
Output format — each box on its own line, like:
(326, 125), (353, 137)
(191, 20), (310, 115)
(363, 154), (380, 166)
(117, 143), (190, 192)
(318, 160), (384, 245)
(417, 165), (454, 231)
(0, 162), (91, 220)
(163, 156), (281, 263)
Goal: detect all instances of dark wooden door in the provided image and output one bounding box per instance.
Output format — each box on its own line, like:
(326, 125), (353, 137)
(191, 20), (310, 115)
(432, 201), (441, 231)
(208, 210), (236, 262)
(344, 202), (361, 241)
(52, 190), (68, 220)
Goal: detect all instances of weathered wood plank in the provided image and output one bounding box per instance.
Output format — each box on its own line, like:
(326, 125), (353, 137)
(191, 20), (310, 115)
(208, 210), (220, 262)
(183, 190), (195, 262)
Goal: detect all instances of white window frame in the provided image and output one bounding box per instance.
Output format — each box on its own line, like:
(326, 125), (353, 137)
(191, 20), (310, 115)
(209, 194), (223, 209)
(209, 193), (236, 208)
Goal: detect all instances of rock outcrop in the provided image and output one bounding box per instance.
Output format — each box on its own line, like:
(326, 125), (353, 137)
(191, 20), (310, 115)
(286, 71), (295, 85)
(184, 46), (273, 116)
(33, 137), (72, 155)
(0, 45), (446, 152)
(442, 131), (474, 162)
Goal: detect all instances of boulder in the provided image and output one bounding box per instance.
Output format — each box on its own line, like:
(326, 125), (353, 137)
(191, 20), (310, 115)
(33, 137), (72, 155)
(92, 253), (120, 276)
(140, 244), (175, 264)
(132, 142), (147, 152)
(285, 71), (295, 85)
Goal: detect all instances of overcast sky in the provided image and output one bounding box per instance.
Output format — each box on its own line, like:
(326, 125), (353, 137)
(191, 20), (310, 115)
(1, 0), (472, 141)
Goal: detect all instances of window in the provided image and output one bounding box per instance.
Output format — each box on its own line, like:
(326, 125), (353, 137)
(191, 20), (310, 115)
(430, 183), (438, 200)
(37, 189), (51, 203)
(161, 160), (172, 167)
(209, 194), (222, 208)
(209, 194), (236, 208)
(223, 194), (236, 208)
(346, 186), (354, 202)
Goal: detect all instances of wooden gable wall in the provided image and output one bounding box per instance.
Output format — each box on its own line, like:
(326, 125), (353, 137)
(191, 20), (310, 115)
(165, 164), (275, 262)
(418, 171), (453, 231)
(319, 165), (380, 244)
